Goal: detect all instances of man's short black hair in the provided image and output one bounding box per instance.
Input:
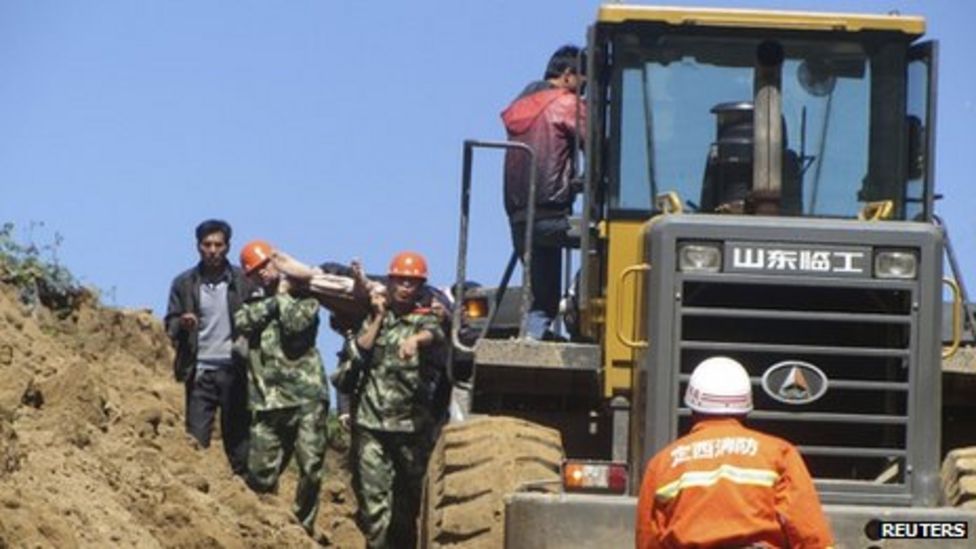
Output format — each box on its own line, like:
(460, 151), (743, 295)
(545, 45), (586, 79)
(195, 219), (232, 244)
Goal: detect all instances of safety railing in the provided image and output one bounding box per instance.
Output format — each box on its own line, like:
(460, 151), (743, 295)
(448, 140), (537, 382)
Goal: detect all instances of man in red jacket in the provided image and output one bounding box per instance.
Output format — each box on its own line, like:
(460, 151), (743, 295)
(502, 44), (587, 340)
(636, 357), (835, 549)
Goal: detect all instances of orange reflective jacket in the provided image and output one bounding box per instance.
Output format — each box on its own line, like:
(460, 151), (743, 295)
(635, 417), (834, 549)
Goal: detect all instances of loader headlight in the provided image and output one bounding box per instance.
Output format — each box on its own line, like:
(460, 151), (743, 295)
(874, 250), (917, 279)
(678, 243), (722, 273)
(463, 297), (488, 319)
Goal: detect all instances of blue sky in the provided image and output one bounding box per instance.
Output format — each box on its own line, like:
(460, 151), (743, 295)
(2, 1), (974, 365)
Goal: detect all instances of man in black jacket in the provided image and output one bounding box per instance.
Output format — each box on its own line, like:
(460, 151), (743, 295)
(165, 219), (254, 475)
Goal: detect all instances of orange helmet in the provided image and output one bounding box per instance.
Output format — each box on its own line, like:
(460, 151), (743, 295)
(240, 240), (273, 274)
(388, 251), (428, 280)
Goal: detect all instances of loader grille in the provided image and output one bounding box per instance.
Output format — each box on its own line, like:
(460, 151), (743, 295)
(675, 277), (917, 500)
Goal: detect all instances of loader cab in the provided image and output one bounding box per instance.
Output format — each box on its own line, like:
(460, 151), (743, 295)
(579, 6), (939, 399)
(585, 14), (936, 222)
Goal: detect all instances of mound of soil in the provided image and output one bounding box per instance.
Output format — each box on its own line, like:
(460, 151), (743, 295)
(0, 282), (364, 548)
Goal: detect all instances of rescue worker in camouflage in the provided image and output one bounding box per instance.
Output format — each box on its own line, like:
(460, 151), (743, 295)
(349, 251), (445, 549)
(234, 240), (329, 536)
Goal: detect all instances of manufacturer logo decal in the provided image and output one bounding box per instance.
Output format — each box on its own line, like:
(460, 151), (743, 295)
(724, 242), (871, 277)
(761, 361), (829, 405)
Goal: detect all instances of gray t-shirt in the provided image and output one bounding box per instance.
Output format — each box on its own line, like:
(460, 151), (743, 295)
(196, 278), (233, 369)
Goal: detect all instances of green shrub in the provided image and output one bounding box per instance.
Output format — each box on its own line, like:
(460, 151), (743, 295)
(0, 222), (89, 314)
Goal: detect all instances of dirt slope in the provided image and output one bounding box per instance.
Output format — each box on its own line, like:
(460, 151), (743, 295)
(0, 282), (364, 548)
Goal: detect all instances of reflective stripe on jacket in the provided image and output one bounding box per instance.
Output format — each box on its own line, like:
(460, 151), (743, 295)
(635, 417), (835, 549)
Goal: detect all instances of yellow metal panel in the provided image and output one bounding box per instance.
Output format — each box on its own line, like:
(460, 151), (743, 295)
(597, 5), (924, 36)
(579, 220), (610, 340)
(602, 220), (648, 397)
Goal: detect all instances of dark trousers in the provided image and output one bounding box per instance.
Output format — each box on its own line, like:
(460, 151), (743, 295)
(510, 217), (571, 338)
(185, 366), (250, 475)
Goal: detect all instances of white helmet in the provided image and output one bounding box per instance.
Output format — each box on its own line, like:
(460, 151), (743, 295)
(684, 356), (753, 415)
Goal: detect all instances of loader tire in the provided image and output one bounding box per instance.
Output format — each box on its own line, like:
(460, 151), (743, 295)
(419, 416), (564, 549)
(941, 446), (976, 508)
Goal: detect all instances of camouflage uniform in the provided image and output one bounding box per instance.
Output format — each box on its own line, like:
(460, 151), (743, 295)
(350, 308), (444, 549)
(234, 291), (329, 534)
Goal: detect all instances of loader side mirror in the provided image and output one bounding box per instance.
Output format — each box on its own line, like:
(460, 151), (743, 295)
(798, 58), (837, 97)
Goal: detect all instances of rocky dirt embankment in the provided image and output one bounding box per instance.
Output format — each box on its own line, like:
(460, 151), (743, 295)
(0, 282), (364, 548)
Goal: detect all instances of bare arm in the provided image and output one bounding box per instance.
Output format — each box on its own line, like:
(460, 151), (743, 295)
(271, 249), (319, 281)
